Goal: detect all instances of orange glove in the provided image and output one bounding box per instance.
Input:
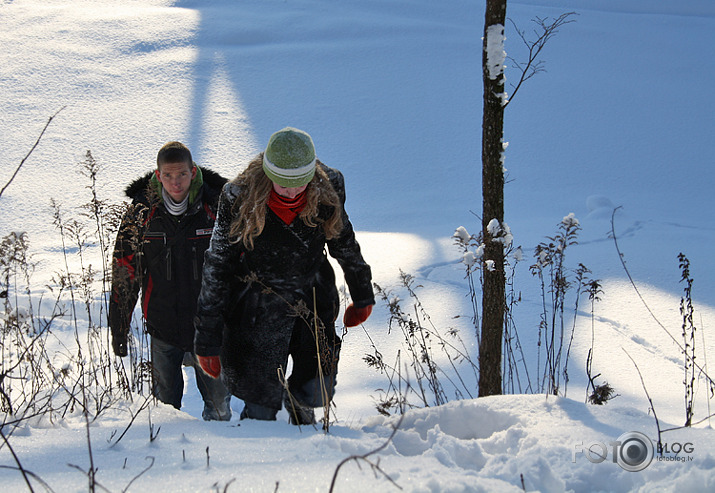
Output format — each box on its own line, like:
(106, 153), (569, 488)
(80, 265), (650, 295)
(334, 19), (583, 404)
(197, 355), (221, 379)
(343, 304), (373, 328)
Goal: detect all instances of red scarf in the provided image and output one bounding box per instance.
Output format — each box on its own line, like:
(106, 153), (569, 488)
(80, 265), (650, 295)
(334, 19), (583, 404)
(267, 189), (307, 225)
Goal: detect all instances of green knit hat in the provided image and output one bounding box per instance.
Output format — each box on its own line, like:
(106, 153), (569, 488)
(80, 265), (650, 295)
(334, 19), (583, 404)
(262, 127), (316, 188)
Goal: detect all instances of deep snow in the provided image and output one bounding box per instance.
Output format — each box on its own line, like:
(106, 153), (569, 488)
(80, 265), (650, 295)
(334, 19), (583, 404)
(1, 0), (714, 491)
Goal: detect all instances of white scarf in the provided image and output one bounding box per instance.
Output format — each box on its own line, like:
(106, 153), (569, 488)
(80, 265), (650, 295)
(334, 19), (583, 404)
(162, 188), (189, 216)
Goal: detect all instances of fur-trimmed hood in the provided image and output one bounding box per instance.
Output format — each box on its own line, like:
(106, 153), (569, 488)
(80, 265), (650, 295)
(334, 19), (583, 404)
(124, 165), (227, 205)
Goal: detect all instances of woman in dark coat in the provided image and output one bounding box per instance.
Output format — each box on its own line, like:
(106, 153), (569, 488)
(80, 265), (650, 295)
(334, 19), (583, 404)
(194, 127), (374, 424)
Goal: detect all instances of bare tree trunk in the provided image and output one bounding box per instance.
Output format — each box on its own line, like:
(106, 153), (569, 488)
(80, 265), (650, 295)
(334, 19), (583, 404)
(479, 0), (507, 397)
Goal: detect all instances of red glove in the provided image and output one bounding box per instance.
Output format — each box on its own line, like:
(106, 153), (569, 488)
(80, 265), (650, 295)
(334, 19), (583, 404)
(197, 355), (221, 379)
(343, 304), (373, 328)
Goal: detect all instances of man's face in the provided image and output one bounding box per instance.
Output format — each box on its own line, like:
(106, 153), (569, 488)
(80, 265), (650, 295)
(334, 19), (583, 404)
(156, 161), (196, 203)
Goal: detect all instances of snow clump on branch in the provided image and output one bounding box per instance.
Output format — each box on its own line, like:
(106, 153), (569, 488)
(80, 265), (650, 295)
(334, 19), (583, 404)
(487, 219), (513, 247)
(562, 212), (579, 228)
(454, 226), (471, 243)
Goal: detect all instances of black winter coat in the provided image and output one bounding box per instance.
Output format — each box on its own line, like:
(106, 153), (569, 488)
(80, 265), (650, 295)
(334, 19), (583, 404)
(194, 163), (374, 409)
(109, 167), (227, 352)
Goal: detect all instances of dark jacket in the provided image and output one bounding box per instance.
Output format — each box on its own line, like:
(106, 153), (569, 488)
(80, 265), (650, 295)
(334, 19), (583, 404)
(109, 166), (227, 352)
(194, 162), (374, 409)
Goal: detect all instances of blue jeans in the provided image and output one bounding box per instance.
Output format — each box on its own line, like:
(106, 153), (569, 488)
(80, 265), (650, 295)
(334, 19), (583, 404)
(151, 337), (232, 421)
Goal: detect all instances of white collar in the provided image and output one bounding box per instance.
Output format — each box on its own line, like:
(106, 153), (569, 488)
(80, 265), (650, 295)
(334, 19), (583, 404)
(162, 188), (189, 216)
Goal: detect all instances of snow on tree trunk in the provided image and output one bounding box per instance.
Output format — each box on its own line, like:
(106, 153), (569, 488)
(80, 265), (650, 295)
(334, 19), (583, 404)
(479, 0), (507, 397)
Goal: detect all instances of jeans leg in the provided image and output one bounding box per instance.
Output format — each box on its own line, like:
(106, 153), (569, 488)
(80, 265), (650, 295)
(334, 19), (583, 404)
(190, 353), (232, 421)
(288, 371), (338, 408)
(150, 337), (185, 409)
(288, 342), (340, 408)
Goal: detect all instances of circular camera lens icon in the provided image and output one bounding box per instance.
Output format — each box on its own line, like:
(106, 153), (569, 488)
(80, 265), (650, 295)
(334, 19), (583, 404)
(616, 431), (654, 472)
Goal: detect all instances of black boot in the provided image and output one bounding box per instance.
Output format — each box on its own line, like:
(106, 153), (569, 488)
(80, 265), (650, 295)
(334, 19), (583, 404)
(240, 401), (278, 421)
(284, 393), (316, 425)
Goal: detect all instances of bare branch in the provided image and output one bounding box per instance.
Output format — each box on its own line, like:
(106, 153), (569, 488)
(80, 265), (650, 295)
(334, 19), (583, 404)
(121, 456), (155, 493)
(623, 349), (663, 455)
(108, 395), (153, 448)
(329, 413), (405, 492)
(0, 428), (36, 492)
(0, 106), (66, 199)
(67, 464), (111, 493)
(611, 207), (715, 390)
(0, 465), (55, 493)
(504, 13), (577, 108)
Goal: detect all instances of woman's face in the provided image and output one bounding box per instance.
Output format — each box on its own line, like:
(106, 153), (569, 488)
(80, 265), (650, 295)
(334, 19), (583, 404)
(272, 182), (307, 199)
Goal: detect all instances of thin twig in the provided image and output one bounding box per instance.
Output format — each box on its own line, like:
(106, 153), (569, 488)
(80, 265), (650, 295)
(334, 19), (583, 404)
(328, 413), (405, 492)
(108, 395), (153, 448)
(313, 287), (331, 432)
(83, 407), (97, 493)
(0, 107), (66, 199)
(121, 456), (155, 493)
(663, 411), (715, 431)
(700, 314), (712, 428)
(0, 465), (55, 493)
(610, 207), (715, 389)
(504, 14), (577, 108)
(0, 428), (36, 492)
(623, 348), (662, 455)
(66, 464), (111, 493)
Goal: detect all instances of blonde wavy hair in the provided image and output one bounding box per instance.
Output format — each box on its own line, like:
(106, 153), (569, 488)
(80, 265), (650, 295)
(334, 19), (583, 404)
(228, 154), (343, 249)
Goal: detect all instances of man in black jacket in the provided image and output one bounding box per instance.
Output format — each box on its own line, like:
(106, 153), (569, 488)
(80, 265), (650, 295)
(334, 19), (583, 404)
(110, 141), (231, 421)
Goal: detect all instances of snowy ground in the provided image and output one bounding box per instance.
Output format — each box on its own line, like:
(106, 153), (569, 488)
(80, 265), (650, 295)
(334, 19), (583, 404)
(1, 0), (715, 491)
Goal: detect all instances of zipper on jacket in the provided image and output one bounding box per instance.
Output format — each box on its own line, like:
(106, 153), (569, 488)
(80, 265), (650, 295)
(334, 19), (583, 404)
(192, 246), (199, 280)
(166, 248), (172, 281)
(145, 231), (171, 281)
(145, 231), (167, 243)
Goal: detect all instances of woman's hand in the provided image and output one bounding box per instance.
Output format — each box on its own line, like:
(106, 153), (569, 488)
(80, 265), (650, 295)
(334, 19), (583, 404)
(343, 304), (373, 327)
(197, 355), (222, 379)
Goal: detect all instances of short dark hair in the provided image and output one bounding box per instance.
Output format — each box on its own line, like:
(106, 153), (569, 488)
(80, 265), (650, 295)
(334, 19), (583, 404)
(157, 141), (192, 169)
